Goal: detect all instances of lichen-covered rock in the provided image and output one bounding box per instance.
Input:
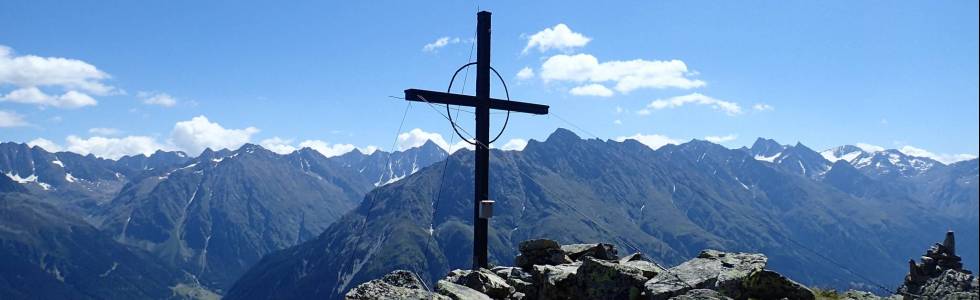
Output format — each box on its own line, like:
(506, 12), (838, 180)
(561, 243), (619, 261)
(738, 269), (814, 300)
(436, 280), (492, 300)
(644, 250), (766, 300)
(445, 268), (516, 299)
(532, 262), (581, 300)
(668, 289), (733, 300)
(619, 252), (665, 279)
(345, 270), (450, 300)
(517, 239), (572, 269)
(902, 269), (979, 300)
(576, 257), (647, 300)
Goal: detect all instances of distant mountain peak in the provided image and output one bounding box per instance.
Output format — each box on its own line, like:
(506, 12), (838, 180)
(545, 128), (582, 143)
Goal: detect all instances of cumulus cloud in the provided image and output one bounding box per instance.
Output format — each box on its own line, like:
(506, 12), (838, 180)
(638, 93), (742, 116)
(540, 54), (704, 95)
(397, 128), (451, 151)
(613, 119), (622, 125)
(569, 84), (614, 97)
(614, 133), (681, 150)
(752, 103), (774, 111)
(422, 37), (464, 52)
(0, 45), (117, 109)
(296, 140), (360, 157)
(259, 137), (298, 154)
(1, 87), (97, 108)
(27, 138), (62, 152)
(88, 127), (122, 136)
(898, 145), (977, 164)
(0, 110), (29, 127)
(499, 139), (528, 151)
(139, 91), (178, 107)
(396, 128), (479, 153)
(523, 24), (591, 54)
(855, 143), (885, 152)
(516, 67), (535, 80)
(170, 115), (259, 156)
(64, 135), (167, 159)
(704, 134), (738, 144)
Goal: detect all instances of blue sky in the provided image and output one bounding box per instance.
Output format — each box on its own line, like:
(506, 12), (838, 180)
(2, 1), (978, 162)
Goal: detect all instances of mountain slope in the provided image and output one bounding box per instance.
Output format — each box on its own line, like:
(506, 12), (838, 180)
(0, 192), (209, 300)
(332, 140), (448, 186)
(228, 129), (972, 299)
(97, 144), (376, 291)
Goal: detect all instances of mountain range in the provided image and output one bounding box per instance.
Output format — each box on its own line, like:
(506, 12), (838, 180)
(226, 129), (979, 299)
(1, 131), (976, 299)
(1, 140), (448, 297)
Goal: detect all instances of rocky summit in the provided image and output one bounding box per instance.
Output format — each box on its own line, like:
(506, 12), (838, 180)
(898, 231), (979, 299)
(345, 239), (815, 300)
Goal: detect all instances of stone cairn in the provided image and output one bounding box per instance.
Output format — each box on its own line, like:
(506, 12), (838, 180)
(898, 231), (979, 300)
(345, 239), (815, 300)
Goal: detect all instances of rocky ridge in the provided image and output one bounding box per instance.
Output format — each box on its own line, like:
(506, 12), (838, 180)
(345, 239), (815, 300)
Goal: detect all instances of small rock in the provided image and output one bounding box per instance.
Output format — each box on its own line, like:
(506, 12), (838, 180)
(623, 260), (665, 279)
(736, 269), (814, 300)
(668, 289), (733, 300)
(532, 263), (581, 300)
(517, 239), (572, 269)
(620, 252), (649, 263)
(436, 280), (492, 300)
(576, 257), (647, 299)
(644, 250), (767, 300)
(345, 270), (450, 300)
(561, 243), (619, 261)
(445, 268), (516, 299)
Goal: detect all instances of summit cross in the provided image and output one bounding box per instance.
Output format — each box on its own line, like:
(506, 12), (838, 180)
(403, 11), (549, 269)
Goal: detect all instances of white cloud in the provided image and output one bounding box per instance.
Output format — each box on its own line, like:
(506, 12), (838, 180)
(516, 67), (535, 80)
(422, 37), (462, 52)
(1, 87), (97, 108)
(0, 110), (29, 127)
(396, 128), (478, 153)
(0, 45), (118, 109)
(27, 138), (62, 152)
(855, 143), (885, 152)
(752, 103), (774, 111)
(297, 140), (359, 157)
(540, 54), (704, 94)
(259, 137), (298, 154)
(139, 91), (178, 107)
(641, 93), (742, 116)
(499, 139), (528, 151)
(898, 145), (977, 164)
(614, 133), (680, 150)
(397, 128), (450, 151)
(64, 135), (166, 159)
(169, 115), (259, 156)
(88, 127), (122, 136)
(523, 24), (591, 54)
(704, 134), (738, 144)
(613, 119), (622, 125)
(569, 84), (614, 97)
(450, 140), (476, 153)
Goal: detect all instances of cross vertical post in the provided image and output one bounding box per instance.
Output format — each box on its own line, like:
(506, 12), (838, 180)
(473, 10), (491, 270)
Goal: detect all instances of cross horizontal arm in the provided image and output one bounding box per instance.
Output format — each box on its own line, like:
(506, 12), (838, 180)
(405, 89), (549, 115)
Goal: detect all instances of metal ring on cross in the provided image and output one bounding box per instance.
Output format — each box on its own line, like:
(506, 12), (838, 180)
(446, 62), (511, 146)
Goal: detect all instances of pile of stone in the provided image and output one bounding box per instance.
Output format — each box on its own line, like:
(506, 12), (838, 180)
(898, 231), (979, 300)
(345, 239), (814, 300)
